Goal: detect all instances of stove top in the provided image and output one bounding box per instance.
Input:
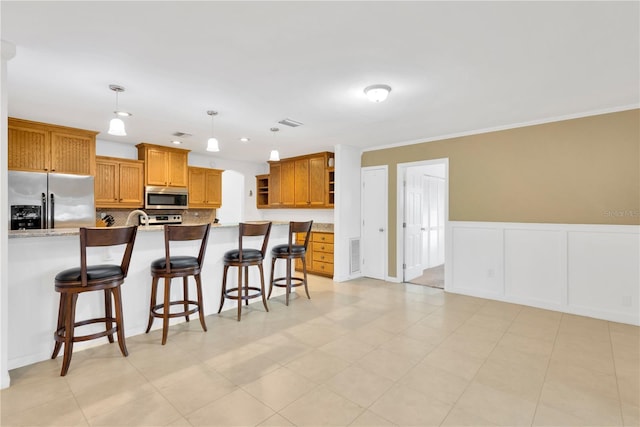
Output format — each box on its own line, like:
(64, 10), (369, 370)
(139, 214), (183, 225)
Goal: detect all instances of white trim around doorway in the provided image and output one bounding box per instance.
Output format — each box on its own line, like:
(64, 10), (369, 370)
(396, 158), (450, 287)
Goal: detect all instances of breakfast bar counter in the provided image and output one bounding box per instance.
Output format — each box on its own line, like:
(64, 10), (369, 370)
(7, 223), (290, 370)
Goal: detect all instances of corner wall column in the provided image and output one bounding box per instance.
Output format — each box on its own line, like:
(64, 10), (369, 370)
(1, 39), (17, 389)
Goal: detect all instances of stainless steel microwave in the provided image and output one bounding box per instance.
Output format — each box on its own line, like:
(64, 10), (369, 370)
(145, 186), (188, 209)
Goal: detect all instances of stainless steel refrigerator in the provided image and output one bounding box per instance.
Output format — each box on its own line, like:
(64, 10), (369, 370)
(8, 171), (95, 230)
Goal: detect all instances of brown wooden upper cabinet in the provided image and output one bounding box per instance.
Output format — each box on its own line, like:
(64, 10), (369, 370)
(188, 166), (223, 208)
(136, 143), (189, 187)
(95, 156), (144, 208)
(260, 151), (334, 209)
(8, 117), (98, 175)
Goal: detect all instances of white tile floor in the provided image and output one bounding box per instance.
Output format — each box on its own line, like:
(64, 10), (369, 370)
(2, 275), (638, 426)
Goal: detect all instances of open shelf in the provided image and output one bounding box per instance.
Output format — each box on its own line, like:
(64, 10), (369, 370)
(256, 174), (270, 208)
(326, 167), (335, 207)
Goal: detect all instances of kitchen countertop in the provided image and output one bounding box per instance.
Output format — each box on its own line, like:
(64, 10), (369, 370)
(311, 223), (334, 232)
(7, 221), (335, 239)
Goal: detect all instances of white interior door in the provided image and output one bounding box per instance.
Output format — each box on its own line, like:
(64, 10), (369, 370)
(424, 175), (445, 268)
(361, 167), (387, 280)
(404, 167), (423, 281)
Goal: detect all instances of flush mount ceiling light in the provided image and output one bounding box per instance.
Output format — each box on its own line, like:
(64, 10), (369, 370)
(364, 84), (392, 103)
(269, 127), (280, 161)
(240, 137), (250, 143)
(206, 110), (220, 152)
(107, 84), (130, 136)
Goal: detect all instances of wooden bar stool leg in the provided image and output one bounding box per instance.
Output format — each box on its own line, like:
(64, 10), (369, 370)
(285, 258), (292, 306)
(302, 256), (310, 299)
(51, 294), (65, 359)
(259, 263), (269, 312)
(244, 266), (250, 306)
(218, 266), (228, 314)
(112, 286), (128, 357)
(237, 266), (242, 321)
(60, 293), (78, 377)
(183, 276), (190, 322)
(195, 274), (207, 332)
(268, 257), (276, 299)
(104, 289), (114, 343)
(162, 277), (171, 345)
(146, 276), (159, 333)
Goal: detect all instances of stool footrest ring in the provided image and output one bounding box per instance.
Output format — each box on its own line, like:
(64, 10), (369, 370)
(224, 286), (263, 301)
(54, 317), (118, 343)
(150, 300), (201, 319)
(272, 276), (305, 288)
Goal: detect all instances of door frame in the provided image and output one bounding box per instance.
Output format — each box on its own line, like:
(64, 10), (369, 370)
(361, 165), (388, 281)
(397, 158), (449, 286)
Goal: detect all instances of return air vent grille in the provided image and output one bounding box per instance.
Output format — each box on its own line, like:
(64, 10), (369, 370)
(350, 238), (361, 274)
(172, 132), (192, 137)
(278, 118), (303, 127)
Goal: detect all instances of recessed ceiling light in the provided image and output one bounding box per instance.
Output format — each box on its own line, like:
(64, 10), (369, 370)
(115, 111), (132, 117)
(171, 140), (182, 145)
(240, 137), (250, 143)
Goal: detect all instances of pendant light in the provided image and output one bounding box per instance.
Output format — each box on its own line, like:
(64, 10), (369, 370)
(269, 127), (280, 161)
(206, 110), (220, 152)
(108, 84), (130, 136)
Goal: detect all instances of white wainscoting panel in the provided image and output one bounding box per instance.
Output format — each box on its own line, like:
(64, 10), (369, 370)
(447, 222), (639, 325)
(504, 229), (565, 306)
(567, 231), (640, 321)
(451, 226), (503, 296)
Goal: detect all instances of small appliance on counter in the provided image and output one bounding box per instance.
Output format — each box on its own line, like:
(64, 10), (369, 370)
(10, 205), (42, 230)
(139, 214), (183, 226)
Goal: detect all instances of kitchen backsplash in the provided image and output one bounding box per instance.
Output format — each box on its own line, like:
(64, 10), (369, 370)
(95, 209), (216, 227)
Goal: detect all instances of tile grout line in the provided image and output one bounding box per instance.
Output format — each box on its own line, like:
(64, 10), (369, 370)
(608, 321), (627, 426)
(436, 302), (524, 426)
(529, 313), (563, 427)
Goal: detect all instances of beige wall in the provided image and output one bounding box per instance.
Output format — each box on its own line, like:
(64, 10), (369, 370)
(361, 109), (640, 277)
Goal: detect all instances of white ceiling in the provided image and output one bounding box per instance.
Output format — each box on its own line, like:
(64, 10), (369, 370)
(2, 1), (638, 164)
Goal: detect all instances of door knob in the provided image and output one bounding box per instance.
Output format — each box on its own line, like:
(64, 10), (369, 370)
(379, 228), (384, 232)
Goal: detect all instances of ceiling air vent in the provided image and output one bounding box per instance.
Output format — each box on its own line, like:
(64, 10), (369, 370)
(278, 118), (303, 128)
(172, 131), (192, 138)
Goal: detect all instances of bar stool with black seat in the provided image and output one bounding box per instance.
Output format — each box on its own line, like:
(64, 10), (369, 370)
(218, 222), (272, 321)
(268, 220), (313, 306)
(52, 225), (138, 376)
(145, 223), (211, 345)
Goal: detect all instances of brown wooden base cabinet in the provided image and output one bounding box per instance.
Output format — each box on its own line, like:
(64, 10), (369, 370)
(295, 231), (334, 277)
